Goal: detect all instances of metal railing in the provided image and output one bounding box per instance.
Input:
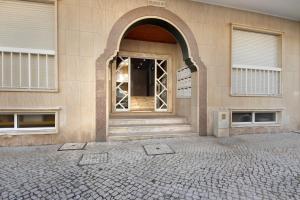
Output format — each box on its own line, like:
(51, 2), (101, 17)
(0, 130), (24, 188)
(0, 47), (55, 90)
(232, 65), (281, 96)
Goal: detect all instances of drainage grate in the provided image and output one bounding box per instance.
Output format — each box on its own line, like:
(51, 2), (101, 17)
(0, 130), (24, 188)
(58, 143), (87, 151)
(143, 144), (175, 156)
(78, 152), (108, 166)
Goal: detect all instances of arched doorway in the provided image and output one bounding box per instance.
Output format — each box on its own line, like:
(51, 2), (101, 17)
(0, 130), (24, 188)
(96, 6), (207, 141)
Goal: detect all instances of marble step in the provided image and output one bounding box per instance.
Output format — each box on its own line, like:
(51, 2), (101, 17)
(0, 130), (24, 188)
(109, 124), (192, 135)
(109, 117), (187, 126)
(108, 132), (198, 141)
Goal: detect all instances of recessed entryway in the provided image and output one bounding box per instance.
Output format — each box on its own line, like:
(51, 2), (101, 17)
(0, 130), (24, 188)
(106, 17), (202, 140)
(96, 6), (208, 141)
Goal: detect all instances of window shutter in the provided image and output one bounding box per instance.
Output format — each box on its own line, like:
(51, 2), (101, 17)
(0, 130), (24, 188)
(0, 0), (55, 50)
(2, 52), (11, 87)
(232, 29), (280, 68)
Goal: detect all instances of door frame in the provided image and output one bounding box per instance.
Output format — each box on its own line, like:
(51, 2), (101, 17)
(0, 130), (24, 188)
(111, 51), (173, 113)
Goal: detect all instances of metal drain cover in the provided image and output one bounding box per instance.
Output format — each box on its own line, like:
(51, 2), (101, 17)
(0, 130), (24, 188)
(78, 152), (108, 166)
(58, 143), (87, 151)
(143, 144), (175, 156)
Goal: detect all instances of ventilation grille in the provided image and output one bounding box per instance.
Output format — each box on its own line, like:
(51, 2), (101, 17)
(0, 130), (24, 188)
(148, 0), (166, 7)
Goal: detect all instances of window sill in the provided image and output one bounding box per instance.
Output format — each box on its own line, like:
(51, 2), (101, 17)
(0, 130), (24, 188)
(0, 107), (62, 112)
(231, 123), (280, 128)
(0, 88), (59, 93)
(230, 94), (282, 98)
(0, 129), (58, 136)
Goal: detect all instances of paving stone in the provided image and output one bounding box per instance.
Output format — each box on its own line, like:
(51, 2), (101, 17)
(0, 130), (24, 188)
(78, 153), (108, 166)
(143, 143), (175, 155)
(0, 133), (300, 199)
(58, 143), (87, 151)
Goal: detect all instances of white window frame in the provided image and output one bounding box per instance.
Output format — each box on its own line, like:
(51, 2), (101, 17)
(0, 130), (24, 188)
(0, 0), (58, 92)
(230, 24), (283, 97)
(231, 109), (281, 127)
(0, 107), (60, 135)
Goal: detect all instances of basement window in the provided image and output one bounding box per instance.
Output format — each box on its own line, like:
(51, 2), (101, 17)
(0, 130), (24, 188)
(255, 112), (276, 123)
(0, 114), (14, 128)
(17, 114), (55, 128)
(232, 112), (252, 123)
(0, 112), (57, 135)
(232, 111), (279, 127)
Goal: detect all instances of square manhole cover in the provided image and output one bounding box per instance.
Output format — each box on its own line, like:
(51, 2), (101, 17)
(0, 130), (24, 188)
(78, 152), (108, 166)
(58, 143), (87, 151)
(143, 144), (175, 156)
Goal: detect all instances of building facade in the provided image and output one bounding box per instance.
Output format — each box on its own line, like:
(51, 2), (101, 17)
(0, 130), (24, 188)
(0, 0), (299, 146)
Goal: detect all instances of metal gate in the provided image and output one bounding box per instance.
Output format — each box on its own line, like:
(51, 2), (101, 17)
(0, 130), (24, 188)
(112, 56), (169, 112)
(155, 59), (168, 111)
(112, 56), (130, 112)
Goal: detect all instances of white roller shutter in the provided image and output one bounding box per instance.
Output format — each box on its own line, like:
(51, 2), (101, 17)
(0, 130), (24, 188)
(231, 28), (281, 96)
(232, 29), (280, 68)
(0, 0), (55, 50)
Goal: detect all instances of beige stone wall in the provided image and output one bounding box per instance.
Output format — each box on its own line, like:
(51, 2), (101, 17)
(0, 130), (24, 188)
(0, 0), (148, 146)
(167, 0), (300, 135)
(0, 0), (299, 146)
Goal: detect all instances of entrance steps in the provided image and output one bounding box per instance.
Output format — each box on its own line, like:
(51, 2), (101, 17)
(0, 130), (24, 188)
(108, 116), (196, 141)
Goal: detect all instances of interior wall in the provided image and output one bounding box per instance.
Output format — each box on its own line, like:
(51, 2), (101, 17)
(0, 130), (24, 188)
(131, 68), (149, 96)
(131, 58), (155, 96)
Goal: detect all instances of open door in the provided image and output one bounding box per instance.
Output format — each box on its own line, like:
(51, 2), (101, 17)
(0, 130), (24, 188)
(111, 56), (170, 113)
(155, 59), (168, 112)
(112, 56), (131, 112)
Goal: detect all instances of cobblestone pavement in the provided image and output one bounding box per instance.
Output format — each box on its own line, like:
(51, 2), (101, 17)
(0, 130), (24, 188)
(1, 133), (300, 200)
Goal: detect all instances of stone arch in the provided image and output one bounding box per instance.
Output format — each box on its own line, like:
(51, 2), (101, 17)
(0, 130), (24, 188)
(96, 6), (207, 141)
